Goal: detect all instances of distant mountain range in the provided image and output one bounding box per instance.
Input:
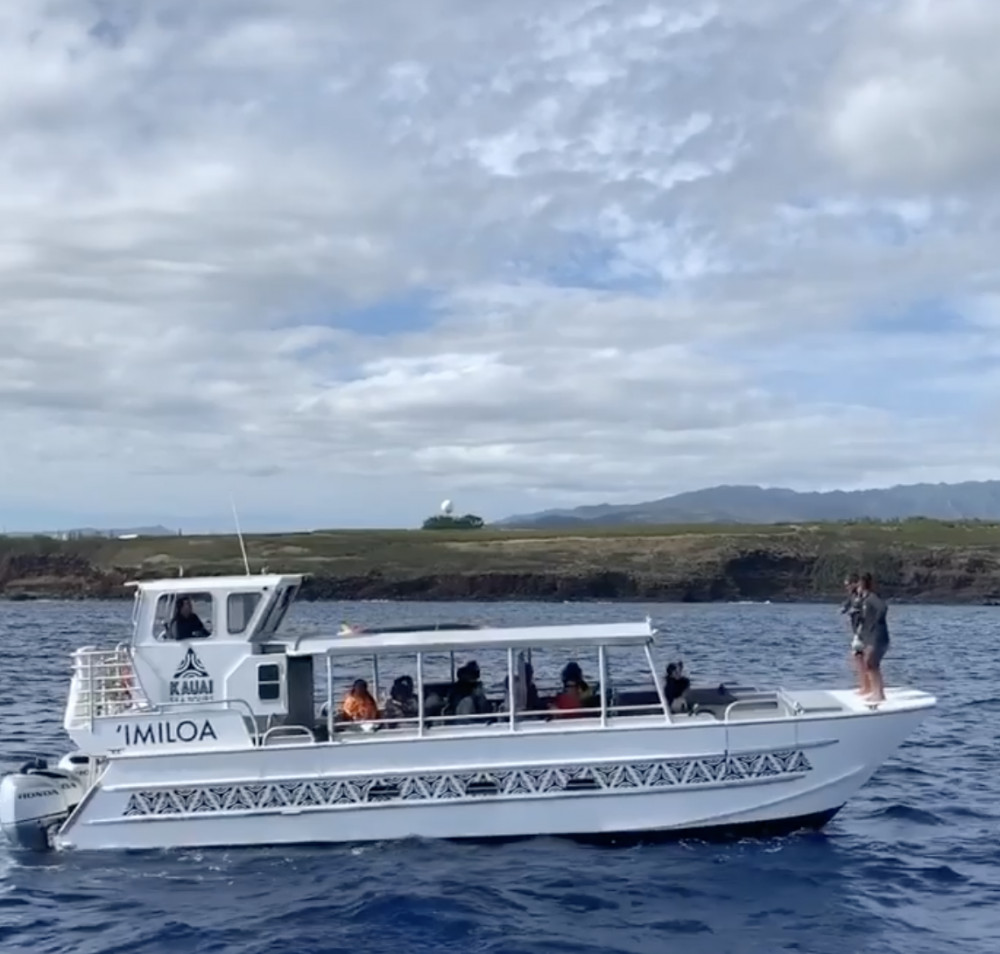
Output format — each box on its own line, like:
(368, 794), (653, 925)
(498, 481), (1000, 528)
(1, 525), (176, 539)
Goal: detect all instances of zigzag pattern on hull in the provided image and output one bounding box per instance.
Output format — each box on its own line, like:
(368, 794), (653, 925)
(121, 749), (813, 818)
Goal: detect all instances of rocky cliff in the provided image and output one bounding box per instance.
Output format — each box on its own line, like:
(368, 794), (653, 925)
(3, 526), (1000, 603)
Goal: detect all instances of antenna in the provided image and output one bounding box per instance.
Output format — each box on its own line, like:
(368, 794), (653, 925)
(230, 496), (251, 576)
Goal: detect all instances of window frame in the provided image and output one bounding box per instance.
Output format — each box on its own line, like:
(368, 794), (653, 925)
(257, 662), (283, 702)
(227, 591), (263, 635)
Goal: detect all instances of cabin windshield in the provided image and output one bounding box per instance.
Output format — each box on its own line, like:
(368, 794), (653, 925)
(256, 585), (298, 637)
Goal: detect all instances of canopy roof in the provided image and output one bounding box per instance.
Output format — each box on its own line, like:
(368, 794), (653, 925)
(127, 574), (303, 595)
(285, 619), (656, 656)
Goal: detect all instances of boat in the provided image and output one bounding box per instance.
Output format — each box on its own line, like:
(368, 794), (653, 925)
(0, 572), (936, 852)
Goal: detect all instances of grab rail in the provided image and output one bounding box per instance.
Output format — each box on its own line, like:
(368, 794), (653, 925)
(68, 646), (151, 727)
(152, 698), (260, 730)
(722, 698), (774, 722)
(775, 688), (804, 715)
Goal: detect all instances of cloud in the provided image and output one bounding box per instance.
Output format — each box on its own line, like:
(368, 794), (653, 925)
(824, 0), (1000, 189)
(1, 0), (999, 532)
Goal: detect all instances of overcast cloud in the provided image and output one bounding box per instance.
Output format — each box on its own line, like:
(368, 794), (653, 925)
(2, 0), (999, 532)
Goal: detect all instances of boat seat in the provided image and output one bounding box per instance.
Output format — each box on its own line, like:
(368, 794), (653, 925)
(614, 689), (662, 707)
(686, 686), (739, 708)
(683, 709), (720, 722)
(261, 725), (315, 745)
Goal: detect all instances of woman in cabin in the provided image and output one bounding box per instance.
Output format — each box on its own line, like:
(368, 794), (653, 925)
(340, 679), (379, 722)
(171, 596), (210, 640)
(383, 675), (418, 726)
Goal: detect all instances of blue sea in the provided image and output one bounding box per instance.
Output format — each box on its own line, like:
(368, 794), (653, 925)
(1, 598), (998, 954)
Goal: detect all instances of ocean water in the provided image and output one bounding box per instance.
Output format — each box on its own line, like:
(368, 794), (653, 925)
(1, 598), (998, 954)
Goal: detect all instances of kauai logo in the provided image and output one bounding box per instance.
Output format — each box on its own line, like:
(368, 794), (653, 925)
(169, 647), (214, 702)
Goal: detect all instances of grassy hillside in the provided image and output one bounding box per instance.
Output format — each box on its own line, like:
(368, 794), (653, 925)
(3, 518), (1000, 602)
(2, 518), (999, 570)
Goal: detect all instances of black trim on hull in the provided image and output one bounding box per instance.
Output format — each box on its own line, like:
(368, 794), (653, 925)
(442, 805), (844, 847)
(566, 805), (842, 846)
(36, 807), (844, 855)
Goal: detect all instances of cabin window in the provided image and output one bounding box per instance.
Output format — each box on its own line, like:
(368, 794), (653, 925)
(258, 585), (298, 636)
(257, 663), (282, 701)
(228, 592), (262, 634)
(154, 592), (214, 641)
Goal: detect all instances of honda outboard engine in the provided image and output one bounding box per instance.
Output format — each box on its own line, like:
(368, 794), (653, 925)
(0, 758), (86, 851)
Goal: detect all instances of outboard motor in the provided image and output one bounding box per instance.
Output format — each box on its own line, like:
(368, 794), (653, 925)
(0, 758), (86, 851)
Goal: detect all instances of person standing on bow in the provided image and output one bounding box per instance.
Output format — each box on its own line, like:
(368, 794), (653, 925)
(856, 572), (890, 703)
(840, 573), (867, 695)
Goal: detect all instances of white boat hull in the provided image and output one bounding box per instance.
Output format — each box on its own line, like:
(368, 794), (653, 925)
(48, 688), (932, 852)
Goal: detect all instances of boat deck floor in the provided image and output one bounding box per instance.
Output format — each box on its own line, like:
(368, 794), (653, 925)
(820, 686), (937, 713)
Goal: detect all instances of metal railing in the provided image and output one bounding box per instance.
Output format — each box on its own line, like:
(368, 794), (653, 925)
(321, 693), (676, 739)
(67, 645), (151, 727)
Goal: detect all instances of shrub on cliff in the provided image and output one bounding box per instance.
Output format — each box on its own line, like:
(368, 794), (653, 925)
(421, 514), (485, 530)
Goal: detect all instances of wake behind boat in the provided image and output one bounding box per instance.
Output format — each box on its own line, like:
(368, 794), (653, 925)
(0, 573), (935, 852)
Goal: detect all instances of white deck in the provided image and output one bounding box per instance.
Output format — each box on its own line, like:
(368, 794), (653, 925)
(823, 686), (938, 714)
(284, 619), (656, 656)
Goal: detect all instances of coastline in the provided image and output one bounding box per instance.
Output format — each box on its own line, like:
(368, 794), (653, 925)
(4, 520), (1000, 605)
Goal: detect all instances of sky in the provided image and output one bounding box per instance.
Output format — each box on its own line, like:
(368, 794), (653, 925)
(2, 0), (1000, 533)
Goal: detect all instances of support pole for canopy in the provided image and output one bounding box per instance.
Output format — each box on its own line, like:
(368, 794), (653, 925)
(325, 655), (334, 740)
(507, 646), (516, 732)
(371, 654), (381, 704)
(644, 642), (671, 723)
(598, 644), (608, 728)
(416, 651), (425, 738)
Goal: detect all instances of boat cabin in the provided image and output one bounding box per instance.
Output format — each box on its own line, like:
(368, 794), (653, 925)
(64, 574), (314, 740)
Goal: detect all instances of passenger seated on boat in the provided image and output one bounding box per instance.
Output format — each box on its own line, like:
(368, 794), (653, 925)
(550, 678), (585, 718)
(423, 690), (444, 718)
(445, 662), (490, 721)
(517, 661), (542, 710)
(383, 675), (418, 726)
(169, 597), (210, 640)
(502, 659), (542, 714)
(339, 679), (379, 723)
(561, 662), (594, 704)
(665, 662), (691, 713)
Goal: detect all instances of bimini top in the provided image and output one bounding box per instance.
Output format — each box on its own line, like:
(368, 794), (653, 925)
(127, 573), (304, 594)
(285, 619), (657, 656)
